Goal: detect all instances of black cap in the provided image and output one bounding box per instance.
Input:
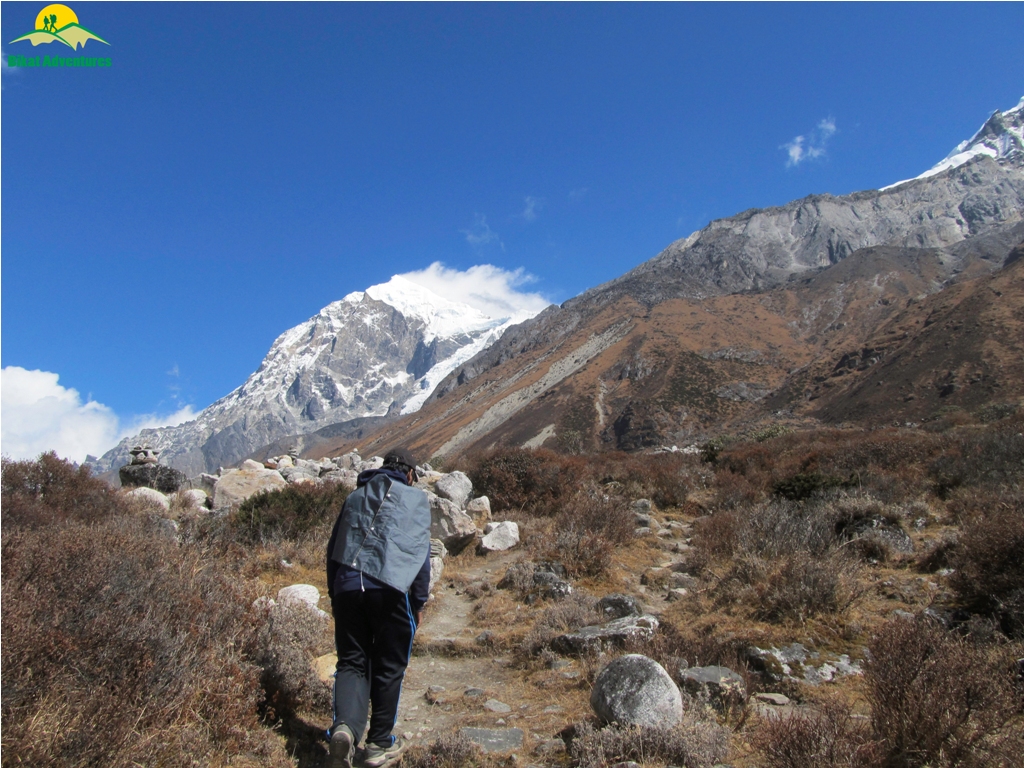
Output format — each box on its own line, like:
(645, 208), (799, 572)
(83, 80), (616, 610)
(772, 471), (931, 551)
(383, 447), (418, 480)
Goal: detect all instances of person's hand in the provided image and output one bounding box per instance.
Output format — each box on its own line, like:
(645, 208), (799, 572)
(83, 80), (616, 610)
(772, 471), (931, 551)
(416, 610), (424, 627)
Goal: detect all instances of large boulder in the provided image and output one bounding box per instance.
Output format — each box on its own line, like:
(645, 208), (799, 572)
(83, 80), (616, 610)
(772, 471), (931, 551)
(434, 471), (473, 509)
(427, 492), (477, 554)
(479, 521), (520, 552)
(590, 654), (683, 728)
(677, 665), (747, 711)
(552, 615), (659, 655)
(119, 463), (189, 494)
(213, 464), (288, 509)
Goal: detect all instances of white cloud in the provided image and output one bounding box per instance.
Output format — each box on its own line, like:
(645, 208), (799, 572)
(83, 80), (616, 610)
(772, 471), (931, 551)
(1, 366), (197, 463)
(398, 262), (551, 319)
(460, 214), (503, 249)
(568, 187), (589, 201)
(783, 116), (837, 167)
(522, 195), (545, 222)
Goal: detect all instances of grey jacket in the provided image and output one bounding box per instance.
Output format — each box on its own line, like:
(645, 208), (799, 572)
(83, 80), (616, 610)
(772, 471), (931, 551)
(328, 472), (431, 594)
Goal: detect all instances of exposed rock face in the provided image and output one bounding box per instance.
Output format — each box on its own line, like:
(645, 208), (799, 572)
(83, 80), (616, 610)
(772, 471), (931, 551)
(89, 277), (547, 477)
(119, 463), (189, 494)
(590, 654), (683, 728)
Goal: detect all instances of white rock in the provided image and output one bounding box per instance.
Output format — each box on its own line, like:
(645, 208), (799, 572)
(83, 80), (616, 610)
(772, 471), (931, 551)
(124, 486), (170, 511)
(434, 471), (473, 509)
(276, 455), (294, 467)
(278, 584), (321, 609)
(479, 521), (520, 552)
(242, 459), (266, 471)
(321, 468), (359, 490)
(213, 465), (288, 509)
(357, 457), (384, 472)
(336, 452), (361, 470)
(429, 556), (445, 593)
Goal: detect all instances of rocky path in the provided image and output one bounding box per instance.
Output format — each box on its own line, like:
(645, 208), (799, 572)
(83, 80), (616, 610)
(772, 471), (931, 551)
(300, 549), (579, 765)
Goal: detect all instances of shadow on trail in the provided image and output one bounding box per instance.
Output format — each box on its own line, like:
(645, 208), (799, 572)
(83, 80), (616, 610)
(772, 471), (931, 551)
(279, 715), (330, 768)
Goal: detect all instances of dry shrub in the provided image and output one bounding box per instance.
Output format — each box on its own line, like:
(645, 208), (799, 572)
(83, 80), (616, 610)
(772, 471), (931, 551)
(402, 730), (479, 768)
(866, 617), (1022, 768)
(463, 447), (569, 514)
(928, 421), (1024, 498)
(1, 455), (286, 766)
(950, 498), (1024, 637)
(590, 451), (707, 509)
(254, 601), (333, 718)
(752, 694), (875, 768)
(463, 447), (705, 514)
(542, 491), (634, 578)
(710, 469), (765, 511)
(754, 553), (862, 624)
(1, 452), (127, 529)
(570, 710), (729, 768)
(690, 512), (739, 570)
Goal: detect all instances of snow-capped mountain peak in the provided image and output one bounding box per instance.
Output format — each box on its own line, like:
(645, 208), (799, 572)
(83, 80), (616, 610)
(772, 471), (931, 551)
(90, 274), (548, 476)
(884, 96), (1023, 190)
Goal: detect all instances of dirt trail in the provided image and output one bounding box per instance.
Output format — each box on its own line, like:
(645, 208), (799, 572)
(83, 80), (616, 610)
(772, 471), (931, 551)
(396, 549), (527, 740)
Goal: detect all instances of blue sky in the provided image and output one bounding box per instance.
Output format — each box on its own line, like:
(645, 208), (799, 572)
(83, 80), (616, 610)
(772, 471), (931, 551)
(2, 2), (1022, 461)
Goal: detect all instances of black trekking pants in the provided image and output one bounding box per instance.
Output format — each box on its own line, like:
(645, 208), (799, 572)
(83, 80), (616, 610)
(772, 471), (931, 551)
(331, 587), (417, 746)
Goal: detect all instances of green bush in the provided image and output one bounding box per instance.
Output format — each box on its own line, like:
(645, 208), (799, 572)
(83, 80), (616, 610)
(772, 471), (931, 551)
(230, 481), (350, 543)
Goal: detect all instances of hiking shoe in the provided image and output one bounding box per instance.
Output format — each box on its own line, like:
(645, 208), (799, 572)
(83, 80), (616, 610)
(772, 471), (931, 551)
(328, 723), (355, 768)
(362, 738), (404, 768)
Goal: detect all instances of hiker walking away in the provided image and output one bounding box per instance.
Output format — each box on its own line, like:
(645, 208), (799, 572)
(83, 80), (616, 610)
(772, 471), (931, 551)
(326, 448), (431, 768)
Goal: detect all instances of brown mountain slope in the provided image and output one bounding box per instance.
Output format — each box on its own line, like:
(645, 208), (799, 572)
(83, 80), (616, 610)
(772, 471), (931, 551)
(798, 242), (1024, 425)
(306, 234), (1022, 463)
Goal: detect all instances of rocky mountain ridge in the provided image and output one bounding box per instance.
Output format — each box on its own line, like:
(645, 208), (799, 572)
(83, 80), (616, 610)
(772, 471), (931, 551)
(324, 99), (1024, 461)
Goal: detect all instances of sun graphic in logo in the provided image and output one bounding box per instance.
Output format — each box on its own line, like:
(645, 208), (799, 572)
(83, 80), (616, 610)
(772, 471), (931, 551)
(10, 3), (109, 49)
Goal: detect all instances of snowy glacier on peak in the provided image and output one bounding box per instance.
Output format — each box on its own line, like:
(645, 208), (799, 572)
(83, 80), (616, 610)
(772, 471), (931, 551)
(883, 96), (1024, 191)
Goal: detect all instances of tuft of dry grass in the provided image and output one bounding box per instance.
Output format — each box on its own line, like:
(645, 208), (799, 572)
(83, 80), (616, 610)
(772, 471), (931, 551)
(569, 705), (730, 768)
